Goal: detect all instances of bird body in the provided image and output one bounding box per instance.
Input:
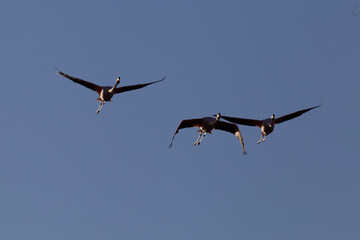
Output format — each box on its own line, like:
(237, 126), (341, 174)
(260, 115), (276, 137)
(97, 78), (120, 102)
(169, 114), (247, 155)
(56, 70), (164, 114)
(218, 105), (320, 144)
(98, 88), (114, 102)
(198, 116), (217, 133)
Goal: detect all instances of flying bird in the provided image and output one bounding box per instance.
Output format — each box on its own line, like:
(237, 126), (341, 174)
(56, 69), (165, 114)
(169, 113), (247, 155)
(217, 105), (320, 144)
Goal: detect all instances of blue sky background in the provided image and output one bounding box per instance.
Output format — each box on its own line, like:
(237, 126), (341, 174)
(0, 0), (359, 239)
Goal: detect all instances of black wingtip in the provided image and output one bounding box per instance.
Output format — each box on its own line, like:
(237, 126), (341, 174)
(151, 76), (166, 85)
(168, 135), (176, 148)
(310, 104), (321, 111)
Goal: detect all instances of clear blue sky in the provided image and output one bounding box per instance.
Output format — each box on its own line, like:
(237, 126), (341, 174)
(0, 0), (359, 239)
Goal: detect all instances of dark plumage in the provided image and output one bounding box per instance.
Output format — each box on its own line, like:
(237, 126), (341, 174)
(169, 113), (247, 155)
(218, 105), (320, 144)
(56, 69), (165, 114)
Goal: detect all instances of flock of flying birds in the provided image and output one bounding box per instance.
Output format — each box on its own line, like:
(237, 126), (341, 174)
(56, 69), (320, 155)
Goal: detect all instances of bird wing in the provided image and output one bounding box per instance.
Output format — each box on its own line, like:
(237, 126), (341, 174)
(215, 121), (247, 155)
(169, 118), (202, 148)
(275, 105), (320, 124)
(114, 77), (165, 94)
(220, 115), (262, 128)
(56, 70), (102, 94)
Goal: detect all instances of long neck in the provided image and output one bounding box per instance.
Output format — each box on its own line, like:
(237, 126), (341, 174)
(270, 117), (275, 127)
(216, 114), (221, 121)
(110, 80), (120, 92)
(113, 81), (120, 89)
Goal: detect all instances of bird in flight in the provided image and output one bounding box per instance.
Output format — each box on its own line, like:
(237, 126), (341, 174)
(217, 105), (320, 144)
(169, 113), (247, 155)
(56, 69), (165, 114)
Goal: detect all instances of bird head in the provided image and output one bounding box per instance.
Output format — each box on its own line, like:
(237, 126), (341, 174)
(116, 77), (120, 84)
(216, 113), (221, 120)
(270, 114), (275, 126)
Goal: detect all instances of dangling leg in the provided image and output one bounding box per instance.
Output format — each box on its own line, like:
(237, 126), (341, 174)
(96, 102), (102, 114)
(197, 132), (207, 145)
(194, 132), (203, 145)
(262, 135), (267, 142)
(257, 133), (264, 144)
(96, 101), (105, 114)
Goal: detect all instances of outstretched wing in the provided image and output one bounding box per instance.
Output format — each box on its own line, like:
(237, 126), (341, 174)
(215, 121), (247, 155)
(56, 69), (102, 94)
(115, 77), (165, 94)
(169, 118), (202, 148)
(220, 115), (262, 128)
(275, 105), (320, 124)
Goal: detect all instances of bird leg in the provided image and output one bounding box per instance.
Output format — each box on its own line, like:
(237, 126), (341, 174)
(100, 101), (105, 112)
(96, 101), (105, 114)
(197, 132), (207, 145)
(194, 132), (203, 146)
(257, 134), (267, 144)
